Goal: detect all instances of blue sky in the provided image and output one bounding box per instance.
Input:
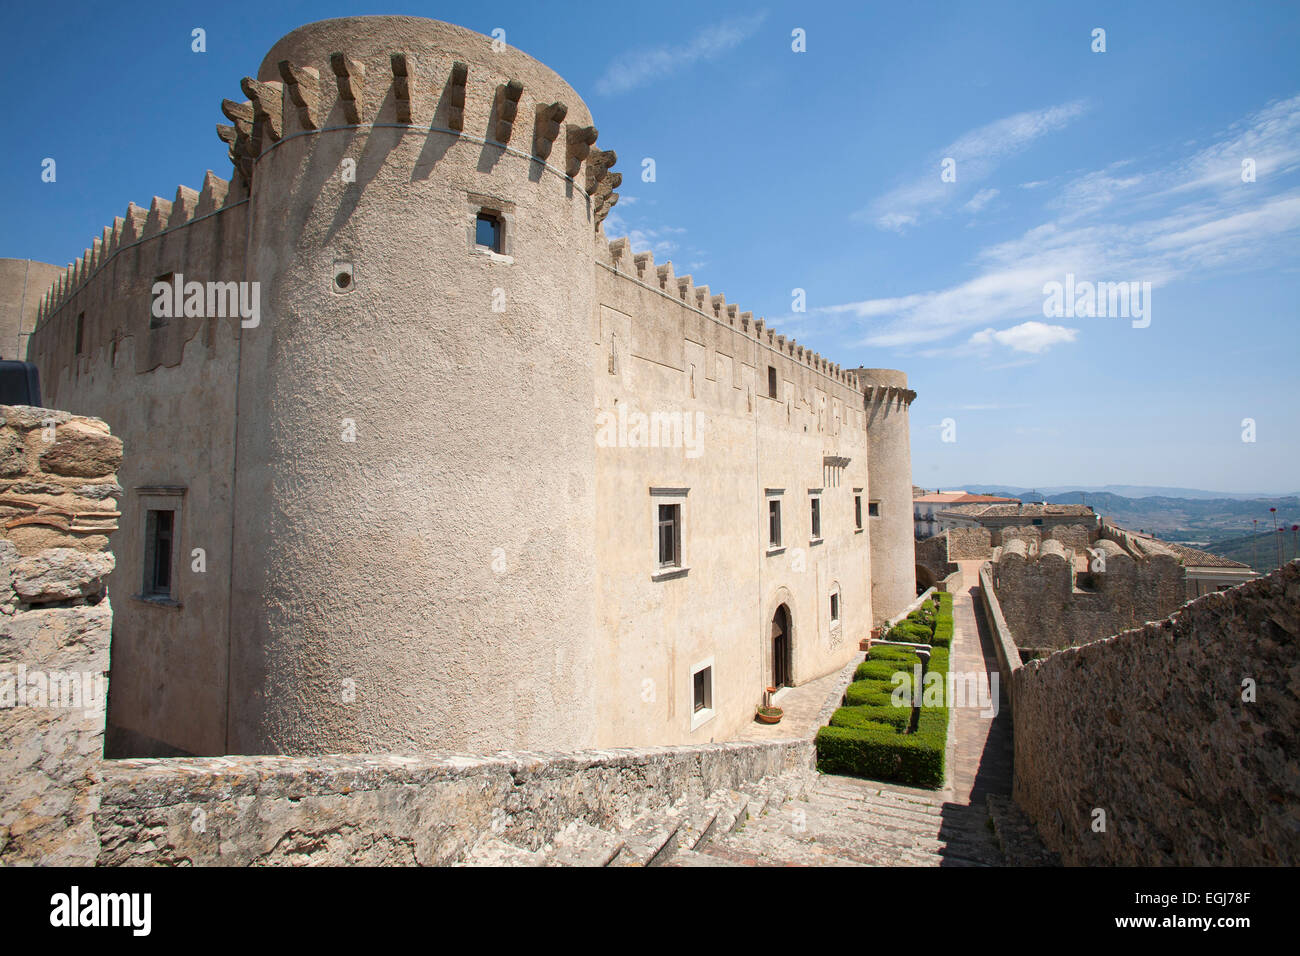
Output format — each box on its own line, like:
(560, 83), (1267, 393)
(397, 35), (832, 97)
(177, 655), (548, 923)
(3, 0), (1297, 494)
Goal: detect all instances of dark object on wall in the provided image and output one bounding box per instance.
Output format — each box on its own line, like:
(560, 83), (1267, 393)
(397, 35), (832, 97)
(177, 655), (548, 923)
(0, 361), (41, 406)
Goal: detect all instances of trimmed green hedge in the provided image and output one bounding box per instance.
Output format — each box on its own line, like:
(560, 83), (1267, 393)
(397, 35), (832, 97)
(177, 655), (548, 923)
(815, 593), (955, 788)
(931, 592), (954, 647)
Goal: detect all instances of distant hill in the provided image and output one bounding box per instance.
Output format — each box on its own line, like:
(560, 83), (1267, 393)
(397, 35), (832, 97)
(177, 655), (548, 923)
(961, 483), (1300, 501)
(950, 486), (1300, 545)
(1202, 530), (1299, 574)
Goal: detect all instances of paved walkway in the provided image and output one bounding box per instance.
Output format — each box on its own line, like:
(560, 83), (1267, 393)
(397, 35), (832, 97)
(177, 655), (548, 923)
(948, 561), (1014, 805)
(734, 657), (855, 742)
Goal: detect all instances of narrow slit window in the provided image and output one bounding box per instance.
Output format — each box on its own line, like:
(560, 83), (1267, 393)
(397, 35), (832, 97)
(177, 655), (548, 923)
(75, 313), (85, 355)
(693, 667), (711, 713)
(768, 499), (782, 548)
(143, 509), (174, 598)
(767, 365), (778, 399)
(854, 493), (863, 530)
(657, 503), (681, 568)
(810, 496), (822, 539)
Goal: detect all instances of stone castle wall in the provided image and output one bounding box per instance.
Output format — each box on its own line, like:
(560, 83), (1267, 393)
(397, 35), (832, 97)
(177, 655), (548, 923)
(0, 259), (65, 361)
(1013, 562), (1300, 865)
(19, 16), (916, 757)
(0, 406), (121, 864)
(992, 537), (1185, 650)
(946, 526), (992, 560)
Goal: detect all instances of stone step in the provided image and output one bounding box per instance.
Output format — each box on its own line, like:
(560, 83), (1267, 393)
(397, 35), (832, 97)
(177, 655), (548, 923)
(802, 791), (998, 847)
(712, 818), (931, 867)
(814, 775), (949, 811)
(547, 821), (625, 867)
(456, 836), (546, 867)
(664, 846), (740, 867)
(608, 807), (683, 867)
(710, 789), (752, 836)
(804, 788), (948, 827)
(738, 793), (1002, 867)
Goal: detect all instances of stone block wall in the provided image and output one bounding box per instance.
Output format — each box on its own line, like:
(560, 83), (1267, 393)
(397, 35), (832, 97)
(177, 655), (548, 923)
(914, 533), (955, 587)
(946, 526), (992, 560)
(1046, 523), (1092, 553)
(992, 539), (1185, 651)
(0, 405), (121, 865)
(1013, 562), (1300, 865)
(998, 525), (1041, 549)
(96, 740), (813, 865)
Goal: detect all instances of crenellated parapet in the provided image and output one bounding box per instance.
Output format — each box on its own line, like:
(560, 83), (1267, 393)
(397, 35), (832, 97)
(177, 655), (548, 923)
(34, 171), (245, 329)
(211, 22), (619, 226)
(596, 234), (864, 391)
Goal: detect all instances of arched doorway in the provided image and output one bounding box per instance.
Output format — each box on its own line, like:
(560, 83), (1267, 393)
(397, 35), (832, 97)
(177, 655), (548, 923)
(771, 604), (792, 689)
(916, 564), (936, 593)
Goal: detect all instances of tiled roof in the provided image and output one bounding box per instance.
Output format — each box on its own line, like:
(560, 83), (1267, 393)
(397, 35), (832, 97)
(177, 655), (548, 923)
(914, 492), (1019, 504)
(1150, 540), (1252, 569)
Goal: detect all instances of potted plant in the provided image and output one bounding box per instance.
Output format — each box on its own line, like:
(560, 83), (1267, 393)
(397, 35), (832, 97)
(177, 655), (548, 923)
(756, 686), (783, 723)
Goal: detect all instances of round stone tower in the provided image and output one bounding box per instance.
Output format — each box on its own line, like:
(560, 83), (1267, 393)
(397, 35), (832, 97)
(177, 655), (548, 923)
(853, 368), (917, 623)
(226, 17), (601, 754)
(0, 258), (64, 361)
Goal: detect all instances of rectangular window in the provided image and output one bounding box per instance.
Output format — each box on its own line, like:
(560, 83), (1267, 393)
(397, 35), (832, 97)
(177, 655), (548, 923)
(768, 498), (782, 548)
(657, 503), (680, 568)
(75, 313), (85, 355)
(143, 509), (174, 598)
(475, 211), (503, 253)
(690, 657), (715, 730)
(854, 492), (863, 530)
(830, 591), (840, 622)
(810, 496), (822, 540)
(693, 668), (709, 713)
(869, 500), (881, 518)
(767, 365), (777, 399)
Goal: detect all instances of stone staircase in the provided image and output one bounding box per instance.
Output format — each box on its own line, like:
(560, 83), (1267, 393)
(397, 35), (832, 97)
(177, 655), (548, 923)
(456, 768), (1007, 867)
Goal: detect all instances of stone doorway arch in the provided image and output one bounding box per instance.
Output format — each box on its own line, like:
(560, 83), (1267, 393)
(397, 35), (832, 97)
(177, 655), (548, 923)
(771, 603), (793, 690)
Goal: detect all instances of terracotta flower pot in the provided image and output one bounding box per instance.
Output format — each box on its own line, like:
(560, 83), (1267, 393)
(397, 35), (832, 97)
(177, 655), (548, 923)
(755, 707), (783, 725)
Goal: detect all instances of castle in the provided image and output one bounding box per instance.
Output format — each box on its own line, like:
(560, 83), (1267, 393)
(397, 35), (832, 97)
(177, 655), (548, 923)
(5, 16), (916, 759)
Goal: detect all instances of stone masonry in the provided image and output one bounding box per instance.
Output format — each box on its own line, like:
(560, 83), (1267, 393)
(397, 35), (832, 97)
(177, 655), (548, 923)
(1012, 562), (1300, 865)
(0, 405), (121, 865)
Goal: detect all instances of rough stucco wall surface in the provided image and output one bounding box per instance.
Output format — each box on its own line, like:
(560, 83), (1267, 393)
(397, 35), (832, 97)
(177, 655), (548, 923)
(1013, 562), (1300, 865)
(95, 740), (814, 865)
(591, 266), (871, 746)
(856, 370), (915, 623)
(0, 406), (119, 865)
(228, 17), (599, 755)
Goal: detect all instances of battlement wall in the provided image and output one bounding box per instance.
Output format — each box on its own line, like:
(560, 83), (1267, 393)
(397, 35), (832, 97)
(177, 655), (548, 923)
(992, 537), (1186, 650)
(1013, 563), (1300, 865)
(27, 172), (249, 406)
(595, 237), (869, 433)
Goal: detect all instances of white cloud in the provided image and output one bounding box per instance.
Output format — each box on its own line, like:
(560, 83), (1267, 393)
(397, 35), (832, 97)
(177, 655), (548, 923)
(826, 94), (1300, 349)
(595, 13), (768, 96)
(969, 321), (1078, 353)
(860, 100), (1088, 230)
(964, 188), (1000, 213)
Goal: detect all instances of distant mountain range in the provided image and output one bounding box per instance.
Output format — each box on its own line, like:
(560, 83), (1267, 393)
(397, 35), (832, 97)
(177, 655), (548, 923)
(944, 486), (1300, 550)
(958, 483), (1300, 501)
